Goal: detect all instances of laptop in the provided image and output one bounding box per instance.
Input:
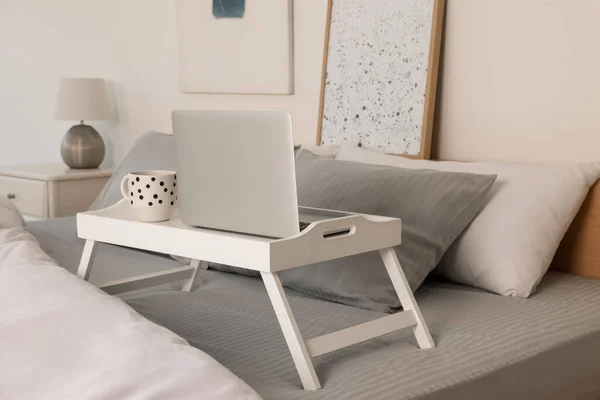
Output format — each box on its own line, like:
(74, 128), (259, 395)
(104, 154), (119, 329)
(172, 110), (345, 238)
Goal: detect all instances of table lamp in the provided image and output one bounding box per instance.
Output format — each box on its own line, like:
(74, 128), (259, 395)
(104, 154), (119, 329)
(54, 78), (111, 169)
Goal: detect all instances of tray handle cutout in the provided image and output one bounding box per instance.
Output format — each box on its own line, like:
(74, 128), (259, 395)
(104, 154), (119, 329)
(322, 225), (356, 239)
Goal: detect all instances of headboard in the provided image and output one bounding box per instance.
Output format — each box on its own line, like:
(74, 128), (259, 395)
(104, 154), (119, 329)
(551, 181), (600, 280)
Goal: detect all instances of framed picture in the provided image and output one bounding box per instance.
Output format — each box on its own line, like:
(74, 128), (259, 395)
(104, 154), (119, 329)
(317, 0), (446, 159)
(176, 0), (294, 94)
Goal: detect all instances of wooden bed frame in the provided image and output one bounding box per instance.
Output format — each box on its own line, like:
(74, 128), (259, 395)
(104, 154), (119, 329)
(551, 181), (600, 280)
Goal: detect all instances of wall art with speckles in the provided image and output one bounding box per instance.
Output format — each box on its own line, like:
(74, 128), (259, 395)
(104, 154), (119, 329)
(176, 0), (294, 94)
(317, 0), (445, 159)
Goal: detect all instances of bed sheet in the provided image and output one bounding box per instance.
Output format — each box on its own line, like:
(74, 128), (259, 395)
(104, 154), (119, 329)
(28, 217), (600, 400)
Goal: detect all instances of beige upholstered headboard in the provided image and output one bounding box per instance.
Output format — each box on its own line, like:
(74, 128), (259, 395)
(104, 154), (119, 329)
(551, 181), (600, 280)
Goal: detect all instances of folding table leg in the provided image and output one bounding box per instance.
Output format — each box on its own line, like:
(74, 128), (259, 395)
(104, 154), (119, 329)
(379, 247), (435, 349)
(77, 240), (97, 281)
(261, 271), (321, 390)
(182, 259), (207, 292)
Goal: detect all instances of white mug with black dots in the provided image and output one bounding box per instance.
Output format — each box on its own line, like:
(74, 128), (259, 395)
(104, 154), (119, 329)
(120, 170), (178, 222)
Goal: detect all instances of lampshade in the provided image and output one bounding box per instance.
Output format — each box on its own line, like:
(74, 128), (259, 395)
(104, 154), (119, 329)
(54, 78), (111, 121)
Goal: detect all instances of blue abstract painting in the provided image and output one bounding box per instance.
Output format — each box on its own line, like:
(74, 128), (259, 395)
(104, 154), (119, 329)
(177, 0), (293, 94)
(213, 0), (245, 19)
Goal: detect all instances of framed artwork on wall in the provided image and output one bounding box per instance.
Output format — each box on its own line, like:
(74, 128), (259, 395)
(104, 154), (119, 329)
(317, 0), (446, 159)
(176, 0), (294, 94)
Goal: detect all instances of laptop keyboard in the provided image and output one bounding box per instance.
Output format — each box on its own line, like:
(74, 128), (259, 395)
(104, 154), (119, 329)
(298, 221), (351, 237)
(299, 221), (311, 231)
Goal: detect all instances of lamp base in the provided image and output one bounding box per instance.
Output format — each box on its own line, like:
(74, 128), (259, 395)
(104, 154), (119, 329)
(61, 123), (105, 169)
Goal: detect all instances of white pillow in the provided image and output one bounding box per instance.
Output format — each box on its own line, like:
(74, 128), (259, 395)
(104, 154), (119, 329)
(297, 144), (341, 158)
(336, 144), (600, 297)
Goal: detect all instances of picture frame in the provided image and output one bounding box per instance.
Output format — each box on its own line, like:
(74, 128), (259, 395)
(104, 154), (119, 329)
(316, 0), (446, 159)
(176, 0), (294, 95)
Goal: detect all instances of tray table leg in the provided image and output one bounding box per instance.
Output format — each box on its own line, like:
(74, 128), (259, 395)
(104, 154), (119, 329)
(77, 240), (97, 281)
(379, 247), (435, 349)
(182, 259), (207, 292)
(261, 271), (321, 391)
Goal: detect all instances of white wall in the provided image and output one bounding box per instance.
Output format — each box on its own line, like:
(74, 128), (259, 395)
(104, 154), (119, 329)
(0, 0), (328, 166)
(1, 0), (600, 166)
(434, 0), (600, 162)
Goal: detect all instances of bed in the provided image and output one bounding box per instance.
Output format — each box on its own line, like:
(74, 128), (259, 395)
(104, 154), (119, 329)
(26, 206), (600, 400)
(6, 132), (600, 399)
(0, 198), (261, 400)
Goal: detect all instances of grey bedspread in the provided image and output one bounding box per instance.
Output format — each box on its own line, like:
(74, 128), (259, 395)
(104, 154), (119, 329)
(28, 217), (600, 400)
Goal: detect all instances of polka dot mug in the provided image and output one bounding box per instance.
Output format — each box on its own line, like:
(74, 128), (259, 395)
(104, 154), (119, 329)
(120, 170), (177, 222)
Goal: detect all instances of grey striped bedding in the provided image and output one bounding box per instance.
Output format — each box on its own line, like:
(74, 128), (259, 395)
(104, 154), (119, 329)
(28, 218), (600, 400)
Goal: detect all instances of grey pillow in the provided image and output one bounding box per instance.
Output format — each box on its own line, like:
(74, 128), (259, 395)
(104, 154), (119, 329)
(278, 150), (497, 313)
(91, 132), (333, 275)
(90, 134), (333, 211)
(90, 132), (177, 211)
(95, 134), (494, 313)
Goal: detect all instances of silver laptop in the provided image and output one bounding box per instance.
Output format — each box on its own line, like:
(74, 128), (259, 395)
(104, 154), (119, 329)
(172, 110), (323, 238)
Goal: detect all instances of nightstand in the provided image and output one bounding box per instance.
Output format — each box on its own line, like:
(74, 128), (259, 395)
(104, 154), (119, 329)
(0, 164), (112, 220)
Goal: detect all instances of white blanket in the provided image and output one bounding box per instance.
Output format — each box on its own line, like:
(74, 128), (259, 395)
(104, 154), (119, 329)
(0, 198), (261, 400)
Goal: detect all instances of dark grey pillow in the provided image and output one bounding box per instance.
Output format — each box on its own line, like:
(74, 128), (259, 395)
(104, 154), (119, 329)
(95, 134), (494, 313)
(278, 150), (497, 313)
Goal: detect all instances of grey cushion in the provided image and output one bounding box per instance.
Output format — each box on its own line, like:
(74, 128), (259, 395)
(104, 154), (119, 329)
(92, 134), (495, 313)
(278, 150), (497, 312)
(90, 132), (177, 211)
(90, 132), (333, 275)
(90, 133), (334, 211)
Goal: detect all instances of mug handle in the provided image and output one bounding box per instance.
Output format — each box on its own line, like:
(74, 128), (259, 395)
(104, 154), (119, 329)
(120, 175), (133, 200)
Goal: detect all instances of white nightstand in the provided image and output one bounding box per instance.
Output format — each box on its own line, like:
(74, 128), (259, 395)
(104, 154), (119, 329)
(0, 164), (112, 220)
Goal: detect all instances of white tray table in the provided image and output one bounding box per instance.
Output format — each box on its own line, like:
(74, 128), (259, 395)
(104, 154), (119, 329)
(76, 200), (434, 390)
